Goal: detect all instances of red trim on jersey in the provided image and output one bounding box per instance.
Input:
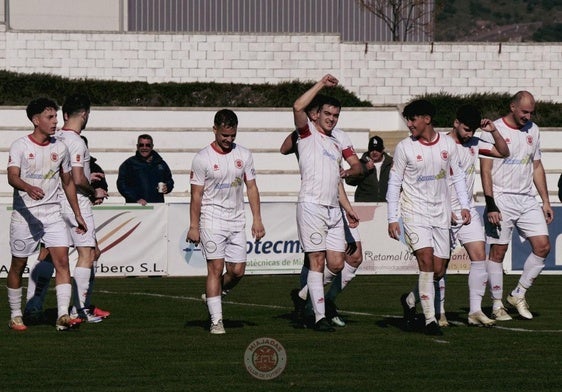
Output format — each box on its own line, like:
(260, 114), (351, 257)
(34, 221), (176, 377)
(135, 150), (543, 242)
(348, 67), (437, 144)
(501, 117), (522, 130)
(418, 132), (440, 146)
(297, 123), (312, 139)
(211, 141), (233, 154)
(27, 134), (50, 146)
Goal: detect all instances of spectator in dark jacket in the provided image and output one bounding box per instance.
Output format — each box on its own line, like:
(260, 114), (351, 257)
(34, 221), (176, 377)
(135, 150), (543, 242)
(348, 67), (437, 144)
(345, 135), (393, 202)
(117, 134), (174, 205)
(558, 173), (562, 202)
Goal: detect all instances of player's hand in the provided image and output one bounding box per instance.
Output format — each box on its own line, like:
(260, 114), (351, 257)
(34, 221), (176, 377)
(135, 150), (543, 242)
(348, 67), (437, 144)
(321, 74), (338, 87)
(186, 227), (200, 245)
(26, 185), (45, 200)
(346, 210), (360, 228)
(388, 222), (401, 240)
(460, 208), (471, 225)
(543, 204), (554, 224)
(480, 119), (498, 133)
(75, 214), (88, 234)
(252, 220), (266, 241)
(487, 210), (502, 227)
(137, 198), (148, 206)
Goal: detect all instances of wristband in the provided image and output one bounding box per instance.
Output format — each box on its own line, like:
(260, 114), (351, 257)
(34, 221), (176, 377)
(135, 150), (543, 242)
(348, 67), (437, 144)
(485, 196), (499, 213)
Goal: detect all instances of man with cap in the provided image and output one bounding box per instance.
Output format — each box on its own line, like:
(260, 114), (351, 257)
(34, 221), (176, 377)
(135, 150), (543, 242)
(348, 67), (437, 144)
(345, 135), (393, 202)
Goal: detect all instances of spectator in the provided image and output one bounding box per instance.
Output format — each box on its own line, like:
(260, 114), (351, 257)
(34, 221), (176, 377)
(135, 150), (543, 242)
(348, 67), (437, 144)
(117, 134), (174, 205)
(345, 135), (393, 202)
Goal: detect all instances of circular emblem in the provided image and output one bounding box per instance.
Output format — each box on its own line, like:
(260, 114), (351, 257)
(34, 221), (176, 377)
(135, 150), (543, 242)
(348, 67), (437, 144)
(405, 232), (419, 245)
(440, 150), (448, 160)
(244, 337), (287, 380)
(204, 240), (217, 254)
(51, 152), (59, 162)
(310, 232), (323, 245)
(234, 159), (243, 169)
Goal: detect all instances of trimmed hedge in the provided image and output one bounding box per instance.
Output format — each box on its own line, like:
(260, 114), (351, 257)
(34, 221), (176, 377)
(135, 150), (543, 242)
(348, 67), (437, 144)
(1, 70), (560, 126)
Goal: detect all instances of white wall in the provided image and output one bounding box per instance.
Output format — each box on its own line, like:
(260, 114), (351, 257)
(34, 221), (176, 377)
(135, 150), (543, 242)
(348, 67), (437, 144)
(8, 0), (121, 31)
(0, 30), (561, 105)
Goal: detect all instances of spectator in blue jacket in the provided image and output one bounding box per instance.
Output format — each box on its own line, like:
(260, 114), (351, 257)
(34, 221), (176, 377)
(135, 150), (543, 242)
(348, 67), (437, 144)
(117, 134), (174, 205)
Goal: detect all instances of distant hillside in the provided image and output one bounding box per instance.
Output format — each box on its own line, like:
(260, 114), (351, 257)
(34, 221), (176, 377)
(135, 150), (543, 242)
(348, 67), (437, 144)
(435, 0), (562, 42)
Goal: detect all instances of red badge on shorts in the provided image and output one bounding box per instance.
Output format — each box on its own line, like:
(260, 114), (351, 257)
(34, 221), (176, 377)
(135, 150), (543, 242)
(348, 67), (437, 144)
(76, 154), (81, 162)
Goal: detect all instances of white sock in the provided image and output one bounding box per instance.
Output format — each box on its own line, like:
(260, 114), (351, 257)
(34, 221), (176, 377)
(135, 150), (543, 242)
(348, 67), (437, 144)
(486, 260), (504, 309)
(512, 253), (545, 297)
(323, 268), (337, 286)
(340, 262), (357, 291)
(434, 277), (446, 316)
(307, 271), (325, 323)
(8, 287), (23, 319)
(26, 259), (40, 303)
(206, 295), (222, 324)
(73, 267), (91, 311)
(56, 283), (72, 319)
(468, 261), (487, 314)
(299, 265), (309, 290)
(418, 271), (435, 324)
(406, 291), (416, 308)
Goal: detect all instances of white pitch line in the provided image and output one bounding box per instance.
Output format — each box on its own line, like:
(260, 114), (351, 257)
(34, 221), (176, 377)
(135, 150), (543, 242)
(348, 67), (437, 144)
(97, 290), (562, 333)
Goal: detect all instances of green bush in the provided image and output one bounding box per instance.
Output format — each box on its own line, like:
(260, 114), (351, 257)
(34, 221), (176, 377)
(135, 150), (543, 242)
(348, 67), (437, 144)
(0, 70), (371, 108)
(413, 92), (562, 127)
(1, 70), (561, 126)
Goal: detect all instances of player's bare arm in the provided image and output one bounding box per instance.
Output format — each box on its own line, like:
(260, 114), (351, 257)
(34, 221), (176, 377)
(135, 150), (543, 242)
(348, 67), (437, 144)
(245, 179), (266, 241)
(532, 159), (554, 224)
(480, 157), (502, 226)
(7, 166), (45, 200)
(60, 170), (87, 234)
(480, 119), (510, 158)
(186, 183), (204, 244)
(293, 74), (338, 129)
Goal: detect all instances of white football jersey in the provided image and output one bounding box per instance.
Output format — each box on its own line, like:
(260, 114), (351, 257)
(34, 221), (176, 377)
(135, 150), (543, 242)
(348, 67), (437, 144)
(8, 135), (71, 223)
(54, 129), (92, 213)
(480, 118), (541, 196)
(389, 132), (467, 227)
(449, 132), (495, 212)
(296, 120), (356, 207)
(190, 143), (256, 228)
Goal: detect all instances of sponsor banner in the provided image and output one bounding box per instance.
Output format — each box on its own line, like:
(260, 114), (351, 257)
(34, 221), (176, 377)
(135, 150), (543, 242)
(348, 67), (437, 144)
(2, 203), (561, 277)
(0, 205), (167, 277)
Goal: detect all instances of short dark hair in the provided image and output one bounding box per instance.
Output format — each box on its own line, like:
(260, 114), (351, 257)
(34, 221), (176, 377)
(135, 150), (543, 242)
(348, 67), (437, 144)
(456, 104), (481, 131)
(26, 97), (59, 121)
(320, 95), (341, 111)
(137, 134), (153, 144)
(62, 93), (91, 117)
(402, 99), (436, 119)
(214, 109), (238, 128)
(305, 94), (327, 115)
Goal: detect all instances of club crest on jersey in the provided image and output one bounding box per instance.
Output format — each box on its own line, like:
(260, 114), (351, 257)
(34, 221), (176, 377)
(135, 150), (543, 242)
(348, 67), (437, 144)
(505, 137), (511, 144)
(469, 147), (476, 156)
(441, 150), (448, 160)
(234, 159), (243, 169)
(416, 154), (423, 162)
(51, 152), (59, 162)
(526, 135), (533, 145)
(213, 164), (219, 171)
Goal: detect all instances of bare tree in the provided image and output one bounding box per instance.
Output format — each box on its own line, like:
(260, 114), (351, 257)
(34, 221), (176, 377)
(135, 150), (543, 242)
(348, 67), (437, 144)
(357, 0), (435, 42)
